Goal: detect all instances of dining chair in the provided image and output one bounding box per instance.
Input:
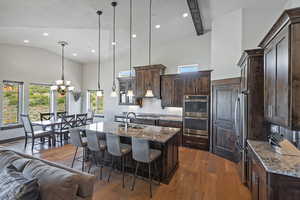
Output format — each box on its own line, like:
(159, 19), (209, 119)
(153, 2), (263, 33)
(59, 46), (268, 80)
(131, 137), (161, 198)
(55, 114), (76, 145)
(70, 129), (87, 171)
(86, 130), (107, 179)
(20, 114), (54, 152)
(106, 133), (131, 188)
(86, 110), (94, 125)
(76, 113), (88, 127)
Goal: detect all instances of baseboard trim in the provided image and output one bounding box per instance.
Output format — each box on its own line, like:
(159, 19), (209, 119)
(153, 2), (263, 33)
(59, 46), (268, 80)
(0, 136), (25, 145)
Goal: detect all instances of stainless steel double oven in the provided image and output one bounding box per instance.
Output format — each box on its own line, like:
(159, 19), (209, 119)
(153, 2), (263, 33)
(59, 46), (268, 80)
(183, 95), (209, 139)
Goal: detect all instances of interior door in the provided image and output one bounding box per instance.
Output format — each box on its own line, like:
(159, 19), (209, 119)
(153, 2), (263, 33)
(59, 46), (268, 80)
(212, 78), (240, 162)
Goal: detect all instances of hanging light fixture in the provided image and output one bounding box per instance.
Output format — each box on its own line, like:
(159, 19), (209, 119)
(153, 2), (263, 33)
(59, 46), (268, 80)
(51, 41), (74, 95)
(111, 1), (118, 97)
(145, 0), (154, 98)
(127, 0), (134, 97)
(96, 10), (103, 97)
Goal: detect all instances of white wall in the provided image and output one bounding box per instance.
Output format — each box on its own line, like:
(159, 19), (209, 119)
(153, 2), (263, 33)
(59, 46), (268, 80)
(0, 44), (83, 141)
(82, 33), (212, 121)
(211, 9), (243, 80)
(284, 0), (300, 8)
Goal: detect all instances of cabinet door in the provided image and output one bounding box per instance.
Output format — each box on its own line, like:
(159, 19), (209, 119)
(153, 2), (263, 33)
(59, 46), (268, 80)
(135, 70), (146, 97)
(173, 77), (184, 107)
(241, 62), (248, 92)
(274, 30), (289, 126)
(264, 45), (276, 121)
(161, 75), (175, 107)
(151, 69), (161, 98)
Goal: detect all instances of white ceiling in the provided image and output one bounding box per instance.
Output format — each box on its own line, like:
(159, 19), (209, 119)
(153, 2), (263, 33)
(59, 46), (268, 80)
(0, 0), (287, 64)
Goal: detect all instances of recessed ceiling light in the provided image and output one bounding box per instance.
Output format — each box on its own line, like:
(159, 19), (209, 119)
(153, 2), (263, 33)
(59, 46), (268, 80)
(132, 34), (137, 38)
(182, 13), (189, 18)
(23, 40), (29, 43)
(112, 41), (117, 46)
(91, 49), (96, 53)
(72, 53), (77, 57)
(43, 32), (49, 36)
(155, 24), (161, 29)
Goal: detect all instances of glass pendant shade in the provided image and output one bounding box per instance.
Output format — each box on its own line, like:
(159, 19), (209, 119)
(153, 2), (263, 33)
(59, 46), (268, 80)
(111, 90), (118, 97)
(145, 89), (154, 98)
(127, 89), (134, 97)
(97, 90), (103, 97)
(51, 85), (58, 91)
(56, 80), (63, 85)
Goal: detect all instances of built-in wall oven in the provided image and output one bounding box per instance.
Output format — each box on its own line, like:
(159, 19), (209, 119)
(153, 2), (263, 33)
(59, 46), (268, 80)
(183, 95), (209, 140)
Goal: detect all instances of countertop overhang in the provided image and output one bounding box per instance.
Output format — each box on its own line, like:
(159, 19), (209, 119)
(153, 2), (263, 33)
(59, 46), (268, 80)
(115, 113), (183, 122)
(76, 122), (181, 143)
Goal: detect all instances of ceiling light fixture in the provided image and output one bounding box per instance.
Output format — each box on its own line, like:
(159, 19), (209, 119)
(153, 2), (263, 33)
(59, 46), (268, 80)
(96, 10), (103, 97)
(51, 41), (74, 95)
(145, 0), (154, 98)
(72, 53), (77, 57)
(23, 40), (29, 43)
(111, 1), (118, 98)
(155, 24), (160, 29)
(127, 0), (134, 97)
(182, 13), (189, 18)
(43, 32), (49, 36)
(91, 49), (96, 53)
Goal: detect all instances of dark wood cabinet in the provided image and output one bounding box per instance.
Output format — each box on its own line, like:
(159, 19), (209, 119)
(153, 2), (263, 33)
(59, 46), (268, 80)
(158, 120), (183, 146)
(248, 143), (300, 200)
(259, 8), (300, 130)
(212, 78), (240, 162)
(160, 71), (211, 108)
(118, 77), (141, 106)
(180, 71), (211, 96)
(161, 75), (183, 108)
(237, 49), (266, 141)
(134, 64), (166, 98)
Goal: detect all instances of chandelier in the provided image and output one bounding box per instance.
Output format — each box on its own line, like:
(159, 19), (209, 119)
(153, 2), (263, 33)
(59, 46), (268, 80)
(51, 41), (74, 95)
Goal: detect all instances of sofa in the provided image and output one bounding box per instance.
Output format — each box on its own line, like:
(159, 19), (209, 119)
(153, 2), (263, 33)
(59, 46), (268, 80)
(0, 146), (96, 200)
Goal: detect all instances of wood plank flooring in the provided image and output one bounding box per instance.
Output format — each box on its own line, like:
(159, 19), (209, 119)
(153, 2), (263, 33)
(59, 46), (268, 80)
(2, 140), (251, 200)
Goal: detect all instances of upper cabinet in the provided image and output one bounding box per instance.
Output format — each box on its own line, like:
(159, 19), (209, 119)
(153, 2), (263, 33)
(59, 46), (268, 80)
(259, 8), (300, 130)
(161, 74), (184, 108)
(161, 71), (212, 108)
(118, 77), (141, 106)
(237, 49), (266, 141)
(134, 64), (166, 98)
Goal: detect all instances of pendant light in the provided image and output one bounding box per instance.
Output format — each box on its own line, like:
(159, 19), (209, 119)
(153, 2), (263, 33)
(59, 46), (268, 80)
(144, 0), (154, 98)
(96, 10), (103, 97)
(111, 1), (118, 97)
(127, 0), (134, 97)
(51, 41), (74, 96)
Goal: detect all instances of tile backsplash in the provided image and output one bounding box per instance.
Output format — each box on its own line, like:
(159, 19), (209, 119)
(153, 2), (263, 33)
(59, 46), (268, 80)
(270, 123), (300, 149)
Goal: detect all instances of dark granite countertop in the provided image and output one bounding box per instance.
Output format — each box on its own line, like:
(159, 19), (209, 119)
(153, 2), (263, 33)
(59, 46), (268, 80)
(77, 122), (180, 143)
(115, 113), (183, 122)
(248, 140), (300, 178)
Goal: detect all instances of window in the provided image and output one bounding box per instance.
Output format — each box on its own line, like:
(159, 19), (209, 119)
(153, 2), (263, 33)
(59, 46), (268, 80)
(118, 70), (135, 78)
(2, 81), (23, 125)
(178, 64), (199, 73)
(89, 91), (104, 115)
(29, 84), (51, 122)
(56, 93), (67, 112)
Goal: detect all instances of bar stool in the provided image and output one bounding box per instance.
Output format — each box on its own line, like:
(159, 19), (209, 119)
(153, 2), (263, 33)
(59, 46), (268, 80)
(70, 129), (87, 172)
(131, 137), (161, 198)
(106, 133), (131, 188)
(86, 130), (107, 179)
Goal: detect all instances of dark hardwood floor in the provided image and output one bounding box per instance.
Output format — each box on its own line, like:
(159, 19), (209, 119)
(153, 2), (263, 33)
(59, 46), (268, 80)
(2, 140), (251, 200)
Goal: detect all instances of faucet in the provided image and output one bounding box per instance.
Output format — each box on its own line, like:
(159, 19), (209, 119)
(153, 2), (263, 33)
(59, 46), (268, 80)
(125, 112), (136, 130)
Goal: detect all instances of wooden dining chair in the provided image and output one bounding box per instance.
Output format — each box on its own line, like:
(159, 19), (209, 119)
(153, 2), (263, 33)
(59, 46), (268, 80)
(54, 114), (76, 145)
(20, 114), (54, 152)
(56, 111), (67, 119)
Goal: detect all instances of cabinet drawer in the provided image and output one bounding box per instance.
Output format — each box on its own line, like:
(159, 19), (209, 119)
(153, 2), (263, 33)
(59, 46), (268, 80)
(132, 118), (156, 125)
(158, 120), (182, 128)
(183, 135), (209, 150)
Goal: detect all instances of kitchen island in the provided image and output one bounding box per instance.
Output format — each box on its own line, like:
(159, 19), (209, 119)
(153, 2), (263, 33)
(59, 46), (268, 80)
(77, 122), (180, 184)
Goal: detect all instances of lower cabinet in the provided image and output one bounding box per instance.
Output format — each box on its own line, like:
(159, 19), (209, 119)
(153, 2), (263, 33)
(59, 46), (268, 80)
(248, 147), (300, 200)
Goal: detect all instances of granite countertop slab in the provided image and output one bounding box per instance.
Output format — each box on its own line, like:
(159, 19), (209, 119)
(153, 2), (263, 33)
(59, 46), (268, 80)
(77, 122), (180, 143)
(248, 140), (300, 178)
(116, 113), (183, 122)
